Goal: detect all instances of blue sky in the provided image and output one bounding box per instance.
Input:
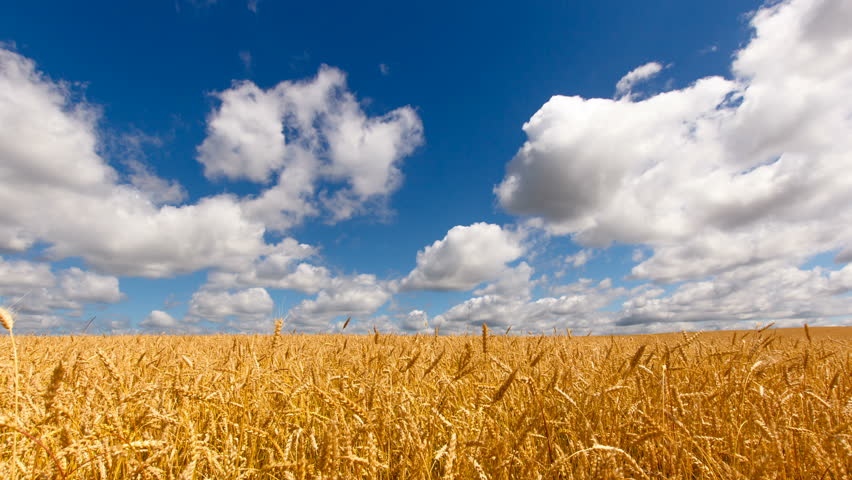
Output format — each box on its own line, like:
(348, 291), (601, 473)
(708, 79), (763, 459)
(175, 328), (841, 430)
(1, 0), (851, 334)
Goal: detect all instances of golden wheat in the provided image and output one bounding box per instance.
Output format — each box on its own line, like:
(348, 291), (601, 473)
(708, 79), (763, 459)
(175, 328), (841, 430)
(0, 326), (849, 479)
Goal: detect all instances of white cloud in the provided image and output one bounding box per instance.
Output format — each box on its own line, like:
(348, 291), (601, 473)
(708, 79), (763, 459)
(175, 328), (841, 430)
(0, 48), (285, 278)
(400, 309), (429, 332)
(187, 287), (274, 322)
(197, 65), (423, 227)
(0, 257), (55, 289)
(618, 261), (852, 330)
(0, 258), (124, 332)
(209, 262), (331, 294)
(110, 133), (187, 206)
(59, 267), (124, 303)
(473, 262), (536, 299)
(198, 81), (286, 183)
(496, 0), (852, 284)
(433, 278), (620, 333)
(615, 61), (664, 98)
(286, 274), (391, 330)
(141, 310), (179, 329)
(0, 49), (421, 282)
(566, 249), (593, 268)
(400, 223), (526, 291)
(126, 159), (187, 206)
(204, 238), (331, 293)
(379, 63), (390, 76)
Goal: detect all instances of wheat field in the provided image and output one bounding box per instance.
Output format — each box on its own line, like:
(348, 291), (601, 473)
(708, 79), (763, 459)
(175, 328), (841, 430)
(1, 317), (850, 479)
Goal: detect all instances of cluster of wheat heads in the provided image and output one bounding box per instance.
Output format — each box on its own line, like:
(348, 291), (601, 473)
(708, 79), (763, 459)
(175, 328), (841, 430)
(0, 318), (849, 479)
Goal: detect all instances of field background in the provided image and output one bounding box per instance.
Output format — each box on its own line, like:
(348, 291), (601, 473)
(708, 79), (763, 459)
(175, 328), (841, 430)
(1, 326), (850, 479)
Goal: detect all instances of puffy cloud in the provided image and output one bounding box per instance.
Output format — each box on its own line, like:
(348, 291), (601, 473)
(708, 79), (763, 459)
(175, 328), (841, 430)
(495, 0), (852, 284)
(618, 261), (852, 330)
(615, 61), (664, 98)
(209, 262), (331, 294)
(286, 274), (391, 330)
(59, 267), (124, 304)
(205, 238), (331, 293)
(0, 257), (55, 289)
(141, 310), (179, 329)
(198, 81), (287, 183)
(399, 309), (429, 332)
(473, 262), (536, 299)
(197, 65), (423, 227)
(0, 47), (280, 278)
(0, 49), (421, 281)
(0, 258), (124, 332)
(187, 287), (274, 322)
(433, 278), (620, 333)
(400, 223), (526, 291)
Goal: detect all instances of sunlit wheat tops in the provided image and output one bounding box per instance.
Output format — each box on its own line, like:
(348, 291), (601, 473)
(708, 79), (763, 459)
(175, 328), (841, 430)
(0, 325), (849, 479)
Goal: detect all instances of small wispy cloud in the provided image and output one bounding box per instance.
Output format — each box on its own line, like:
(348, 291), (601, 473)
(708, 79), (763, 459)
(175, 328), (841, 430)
(699, 44), (719, 55)
(379, 63), (390, 76)
(239, 50), (252, 72)
(615, 61), (664, 99)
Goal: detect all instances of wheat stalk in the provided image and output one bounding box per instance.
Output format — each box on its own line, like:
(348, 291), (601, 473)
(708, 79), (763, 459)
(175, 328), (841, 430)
(1, 307), (20, 475)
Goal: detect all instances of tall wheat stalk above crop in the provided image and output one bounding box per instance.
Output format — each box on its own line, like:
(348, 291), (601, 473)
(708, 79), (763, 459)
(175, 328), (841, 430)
(0, 307), (19, 479)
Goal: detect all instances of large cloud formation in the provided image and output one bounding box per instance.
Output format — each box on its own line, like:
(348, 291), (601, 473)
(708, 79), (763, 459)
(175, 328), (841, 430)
(0, 50), (422, 280)
(487, 0), (852, 331)
(496, 0), (852, 284)
(0, 257), (124, 331)
(0, 47), (423, 330)
(198, 66), (424, 228)
(0, 48), (288, 278)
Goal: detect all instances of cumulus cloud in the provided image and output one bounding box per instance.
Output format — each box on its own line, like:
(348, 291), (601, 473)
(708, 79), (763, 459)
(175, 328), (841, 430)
(615, 61), (664, 98)
(286, 274), (391, 330)
(0, 48), (421, 285)
(473, 262), (536, 299)
(198, 81), (286, 183)
(496, 0), (852, 284)
(399, 309), (429, 332)
(197, 65), (423, 227)
(204, 238), (331, 293)
(400, 223), (526, 291)
(0, 257), (55, 289)
(187, 287), (274, 323)
(433, 278), (621, 333)
(59, 267), (124, 304)
(288, 274), (391, 327)
(0, 48), (282, 277)
(618, 261), (852, 331)
(141, 310), (179, 329)
(0, 257), (124, 332)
